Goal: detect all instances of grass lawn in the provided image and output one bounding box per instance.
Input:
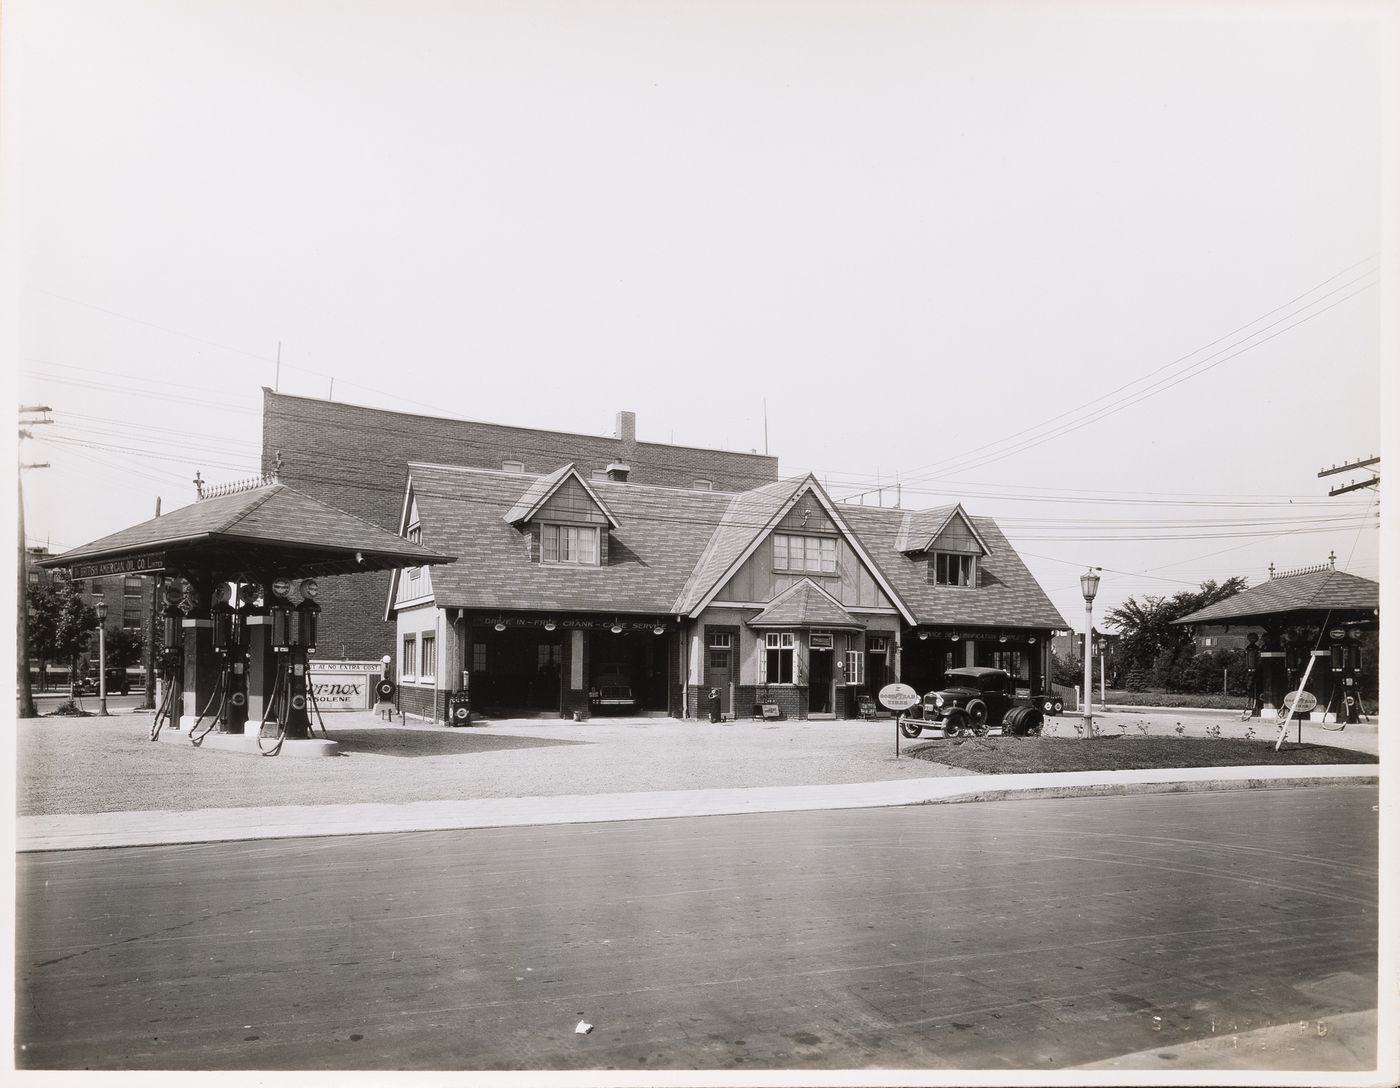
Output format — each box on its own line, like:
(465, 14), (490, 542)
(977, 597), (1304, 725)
(1103, 691), (1250, 710)
(906, 735), (1377, 774)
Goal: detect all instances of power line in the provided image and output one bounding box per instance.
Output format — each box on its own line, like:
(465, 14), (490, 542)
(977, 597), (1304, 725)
(904, 274), (1379, 481)
(888, 256), (1377, 483)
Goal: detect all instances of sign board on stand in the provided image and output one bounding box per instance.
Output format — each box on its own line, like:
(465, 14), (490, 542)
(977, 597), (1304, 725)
(879, 683), (919, 758)
(1274, 652), (1319, 751)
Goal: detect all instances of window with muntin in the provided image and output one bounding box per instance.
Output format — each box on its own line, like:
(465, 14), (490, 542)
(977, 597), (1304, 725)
(772, 533), (837, 574)
(934, 552), (975, 587)
(542, 523), (600, 566)
(763, 631), (796, 684)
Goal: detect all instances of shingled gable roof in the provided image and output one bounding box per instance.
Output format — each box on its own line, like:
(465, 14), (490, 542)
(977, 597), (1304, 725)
(40, 482), (455, 578)
(894, 504), (990, 555)
(501, 463), (619, 529)
(746, 579), (865, 629)
(839, 504), (1069, 630)
(1174, 568), (1380, 625)
(674, 474), (917, 624)
(394, 462), (733, 614)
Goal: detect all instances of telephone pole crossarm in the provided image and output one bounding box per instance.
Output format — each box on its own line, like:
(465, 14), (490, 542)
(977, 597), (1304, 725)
(1318, 455), (1379, 479)
(1327, 476), (1380, 497)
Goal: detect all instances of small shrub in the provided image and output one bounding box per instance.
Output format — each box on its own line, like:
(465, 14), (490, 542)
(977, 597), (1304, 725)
(1174, 722), (1186, 737)
(1205, 723), (1222, 740)
(1136, 721), (1151, 737)
(45, 700), (92, 717)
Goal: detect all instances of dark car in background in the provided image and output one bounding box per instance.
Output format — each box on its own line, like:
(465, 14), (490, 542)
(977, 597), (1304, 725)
(75, 669), (132, 697)
(899, 666), (1045, 738)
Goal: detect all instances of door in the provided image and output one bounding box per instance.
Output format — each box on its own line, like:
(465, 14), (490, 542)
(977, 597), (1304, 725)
(706, 630), (734, 714)
(808, 648), (833, 715)
(866, 636), (889, 697)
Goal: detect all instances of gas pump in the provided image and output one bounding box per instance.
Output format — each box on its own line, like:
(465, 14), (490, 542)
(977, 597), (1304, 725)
(190, 583), (251, 742)
(257, 577), (324, 755)
(1242, 633), (1261, 719)
(296, 581), (328, 736)
(1341, 628), (1364, 724)
(150, 583), (186, 741)
(257, 578), (296, 755)
(1317, 625), (1366, 727)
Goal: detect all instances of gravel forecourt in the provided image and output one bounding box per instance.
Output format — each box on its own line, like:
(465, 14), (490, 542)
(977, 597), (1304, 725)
(17, 707), (1378, 819)
(16, 712), (973, 817)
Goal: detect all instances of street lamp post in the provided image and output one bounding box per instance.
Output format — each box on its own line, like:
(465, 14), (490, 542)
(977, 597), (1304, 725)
(1080, 568), (1100, 738)
(94, 599), (110, 717)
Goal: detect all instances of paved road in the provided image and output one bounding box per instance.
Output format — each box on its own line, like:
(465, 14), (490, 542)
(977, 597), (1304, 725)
(16, 786), (1378, 1072)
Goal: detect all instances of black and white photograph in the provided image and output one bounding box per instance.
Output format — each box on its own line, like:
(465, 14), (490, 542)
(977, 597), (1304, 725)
(6, 0), (1396, 1083)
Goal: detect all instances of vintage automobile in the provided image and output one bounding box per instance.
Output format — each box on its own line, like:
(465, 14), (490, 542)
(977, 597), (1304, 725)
(898, 666), (1045, 738)
(588, 669), (637, 712)
(75, 669), (132, 697)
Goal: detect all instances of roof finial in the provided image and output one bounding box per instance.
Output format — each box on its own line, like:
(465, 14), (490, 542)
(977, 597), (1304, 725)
(193, 470), (204, 499)
(273, 450), (283, 481)
(1268, 562), (1276, 580)
(1328, 550), (1336, 569)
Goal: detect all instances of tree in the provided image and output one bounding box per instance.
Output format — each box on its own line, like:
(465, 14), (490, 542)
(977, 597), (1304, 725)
(1106, 576), (1249, 678)
(103, 626), (145, 671)
(26, 577), (96, 688)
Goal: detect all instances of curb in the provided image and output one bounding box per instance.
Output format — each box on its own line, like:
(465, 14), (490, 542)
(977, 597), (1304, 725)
(16, 767), (1379, 853)
(929, 774), (1381, 805)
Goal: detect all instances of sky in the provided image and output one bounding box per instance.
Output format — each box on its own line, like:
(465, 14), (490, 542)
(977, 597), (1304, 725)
(6, 0), (1394, 631)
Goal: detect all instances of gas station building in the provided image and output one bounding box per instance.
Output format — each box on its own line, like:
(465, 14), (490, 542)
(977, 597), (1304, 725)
(388, 461), (1068, 722)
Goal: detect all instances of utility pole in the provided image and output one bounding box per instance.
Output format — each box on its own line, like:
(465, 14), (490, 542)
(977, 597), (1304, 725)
(18, 406), (53, 720)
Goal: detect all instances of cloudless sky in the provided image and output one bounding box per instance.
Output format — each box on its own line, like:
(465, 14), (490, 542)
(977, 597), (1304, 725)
(7, 0), (1393, 628)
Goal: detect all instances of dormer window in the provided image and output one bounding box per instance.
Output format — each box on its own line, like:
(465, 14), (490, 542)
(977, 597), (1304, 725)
(693, 479), (712, 490)
(542, 524), (599, 566)
(934, 552), (975, 587)
(503, 460), (525, 473)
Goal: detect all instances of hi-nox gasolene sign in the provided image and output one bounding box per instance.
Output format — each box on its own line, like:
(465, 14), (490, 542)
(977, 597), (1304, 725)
(307, 661), (380, 710)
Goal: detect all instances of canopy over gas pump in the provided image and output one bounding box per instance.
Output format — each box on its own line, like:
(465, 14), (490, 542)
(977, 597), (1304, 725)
(39, 478), (456, 755)
(1174, 564), (1379, 725)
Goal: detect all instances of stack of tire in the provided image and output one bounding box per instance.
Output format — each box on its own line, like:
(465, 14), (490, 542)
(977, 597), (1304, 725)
(1003, 706), (1044, 736)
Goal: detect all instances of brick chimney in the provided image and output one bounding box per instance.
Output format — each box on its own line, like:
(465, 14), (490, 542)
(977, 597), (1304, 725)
(606, 462), (631, 483)
(615, 410), (636, 447)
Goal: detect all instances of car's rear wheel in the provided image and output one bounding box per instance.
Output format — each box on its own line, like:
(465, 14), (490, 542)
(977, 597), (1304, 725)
(965, 699), (989, 736)
(899, 718), (924, 739)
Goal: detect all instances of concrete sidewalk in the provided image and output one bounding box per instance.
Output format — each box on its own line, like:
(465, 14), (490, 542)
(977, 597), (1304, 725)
(16, 762), (1378, 852)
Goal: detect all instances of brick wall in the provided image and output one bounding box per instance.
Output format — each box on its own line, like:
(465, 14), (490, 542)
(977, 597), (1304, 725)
(398, 685), (447, 723)
(686, 684), (808, 720)
(261, 390), (780, 660)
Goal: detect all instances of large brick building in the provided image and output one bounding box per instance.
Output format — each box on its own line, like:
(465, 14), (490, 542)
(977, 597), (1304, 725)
(24, 544), (156, 689)
(260, 390), (780, 660)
